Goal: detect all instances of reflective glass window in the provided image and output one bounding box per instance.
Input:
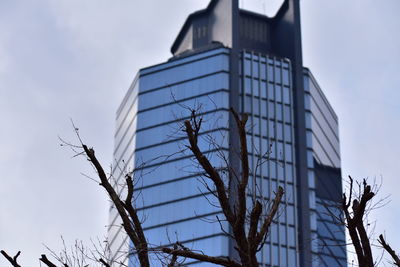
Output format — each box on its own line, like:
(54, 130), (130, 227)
(283, 69), (290, 86)
(308, 170), (315, 189)
(269, 120), (275, 138)
(272, 245), (279, 265)
(252, 79), (259, 96)
(140, 54), (229, 91)
(274, 66), (282, 83)
(260, 63), (266, 80)
(275, 85), (282, 102)
(286, 184), (294, 204)
(244, 96), (251, 113)
(261, 120), (267, 138)
(139, 73), (229, 111)
(277, 122), (283, 140)
(283, 86), (291, 104)
(269, 162), (276, 179)
(285, 143), (292, 163)
(309, 190), (316, 209)
(268, 82), (274, 100)
(289, 249), (297, 266)
(288, 227), (296, 247)
(304, 93), (311, 110)
(277, 142), (284, 160)
(287, 205), (295, 225)
(244, 59), (251, 76)
(305, 112), (312, 129)
(307, 150), (314, 168)
(252, 60), (259, 78)
(277, 164), (284, 181)
(261, 100), (267, 117)
(284, 124), (292, 142)
(245, 77), (252, 94)
(280, 226), (287, 245)
(267, 65), (274, 81)
(271, 223), (278, 243)
(261, 81), (267, 98)
(268, 102), (275, 119)
(263, 244), (271, 264)
(276, 103), (283, 121)
(280, 246), (287, 266)
(286, 164), (293, 183)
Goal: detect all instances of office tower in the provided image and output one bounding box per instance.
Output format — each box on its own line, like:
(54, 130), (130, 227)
(109, 0), (346, 266)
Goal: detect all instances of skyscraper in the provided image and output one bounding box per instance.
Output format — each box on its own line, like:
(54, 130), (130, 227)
(109, 0), (346, 266)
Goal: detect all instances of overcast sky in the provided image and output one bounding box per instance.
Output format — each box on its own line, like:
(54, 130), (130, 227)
(0, 0), (399, 266)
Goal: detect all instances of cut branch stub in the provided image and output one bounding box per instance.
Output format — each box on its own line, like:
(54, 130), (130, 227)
(379, 234), (400, 266)
(1, 250), (22, 267)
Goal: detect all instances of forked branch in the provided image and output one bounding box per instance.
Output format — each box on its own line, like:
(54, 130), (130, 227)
(341, 177), (375, 267)
(82, 145), (150, 267)
(183, 108), (284, 267)
(1, 250), (22, 267)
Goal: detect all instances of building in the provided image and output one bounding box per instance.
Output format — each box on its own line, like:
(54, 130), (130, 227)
(109, 0), (346, 266)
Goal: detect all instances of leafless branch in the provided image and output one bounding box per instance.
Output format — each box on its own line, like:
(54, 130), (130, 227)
(39, 254), (58, 267)
(378, 234), (400, 266)
(162, 246), (241, 267)
(1, 250), (22, 267)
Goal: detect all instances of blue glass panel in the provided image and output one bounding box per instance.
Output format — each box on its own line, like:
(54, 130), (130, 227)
(252, 60), (259, 78)
(284, 124), (292, 142)
(288, 249), (297, 266)
(287, 205), (295, 225)
(140, 54), (229, 91)
(144, 215), (226, 246)
(267, 64), (274, 81)
(283, 69), (290, 86)
(139, 73), (229, 111)
(245, 77), (252, 94)
(261, 81), (267, 98)
(268, 82), (274, 100)
(272, 245), (279, 265)
(280, 246), (287, 266)
(245, 59), (251, 76)
(269, 120), (275, 139)
(268, 102), (275, 119)
(285, 143), (292, 163)
(274, 66), (282, 84)
(275, 85), (282, 102)
(288, 227), (296, 246)
(137, 92), (229, 130)
(283, 86), (290, 104)
(276, 103), (283, 121)
(277, 122), (283, 140)
(286, 164), (293, 183)
(260, 63), (266, 80)
(138, 195), (221, 228)
(253, 79), (259, 97)
(284, 105), (291, 122)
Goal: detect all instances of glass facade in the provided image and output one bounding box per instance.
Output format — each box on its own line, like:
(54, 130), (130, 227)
(304, 70), (346, 266)
(109, 47), (346, 266)
(241, 51), (298, 267)
(110, 48), (231, 266)
(109, 1), (346, 266)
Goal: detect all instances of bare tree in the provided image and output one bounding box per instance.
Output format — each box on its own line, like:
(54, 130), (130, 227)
(341, 177), (375, 267)
(160, 108), (284, 267)
(2, 108), (284, 267)
(338, 176), (400, 267)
